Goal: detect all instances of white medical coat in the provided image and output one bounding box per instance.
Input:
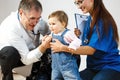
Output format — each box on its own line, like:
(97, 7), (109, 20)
(0, 11), (50, 65)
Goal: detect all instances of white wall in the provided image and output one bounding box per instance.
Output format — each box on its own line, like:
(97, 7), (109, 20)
(40, 0), (82, 30)
(0, 0), (120, 71)
(40, 0), (120, 32)
(0, 0), (20, 24)
(0, 0), (120, 32)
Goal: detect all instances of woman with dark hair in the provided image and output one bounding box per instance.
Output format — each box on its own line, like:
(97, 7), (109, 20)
(50, 0), (120, 80)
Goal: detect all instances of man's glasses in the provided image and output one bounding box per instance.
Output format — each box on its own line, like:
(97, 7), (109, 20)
(74, 0), (84, 6)
(23, 11), (41, 23)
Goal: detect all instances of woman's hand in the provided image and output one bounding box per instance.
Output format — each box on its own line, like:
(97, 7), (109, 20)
(50, 39), (64, 53)
(74, 28), (81, 37)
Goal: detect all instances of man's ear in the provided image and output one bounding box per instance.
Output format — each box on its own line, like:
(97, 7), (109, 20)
(19, 9), (24, 16)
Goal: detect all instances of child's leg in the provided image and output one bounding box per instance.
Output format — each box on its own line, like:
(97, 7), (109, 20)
(61, 60), (82, 80)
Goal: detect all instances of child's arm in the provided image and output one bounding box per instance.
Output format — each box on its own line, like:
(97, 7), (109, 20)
(64, 30), (81, 50)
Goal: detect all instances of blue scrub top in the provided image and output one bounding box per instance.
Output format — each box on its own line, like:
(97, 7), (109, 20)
(82, 16), (120, 72)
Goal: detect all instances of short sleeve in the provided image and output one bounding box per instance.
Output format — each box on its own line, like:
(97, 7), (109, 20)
(88, 21), (118, 53)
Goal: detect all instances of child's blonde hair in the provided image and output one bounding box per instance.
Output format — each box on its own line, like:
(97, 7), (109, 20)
(48, 10), (68, 28)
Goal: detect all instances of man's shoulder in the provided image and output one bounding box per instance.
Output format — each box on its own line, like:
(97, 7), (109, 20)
(0, 11), (18, 27)
(0, 11), (20, 31)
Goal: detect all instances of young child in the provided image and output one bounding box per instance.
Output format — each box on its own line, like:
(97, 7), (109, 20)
(48, 10), (82, 80)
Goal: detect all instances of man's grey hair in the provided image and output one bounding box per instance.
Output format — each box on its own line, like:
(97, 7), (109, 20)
(18, 0), (42, 12)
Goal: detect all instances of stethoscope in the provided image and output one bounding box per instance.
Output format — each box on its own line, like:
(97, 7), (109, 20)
(84, 38), (89, 44)
(83, 31), (89, 45)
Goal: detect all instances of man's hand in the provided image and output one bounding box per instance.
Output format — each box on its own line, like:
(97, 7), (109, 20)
(39, 35), (52, 53)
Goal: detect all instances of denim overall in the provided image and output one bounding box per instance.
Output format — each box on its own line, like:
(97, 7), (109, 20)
(51, 29), (82, 80)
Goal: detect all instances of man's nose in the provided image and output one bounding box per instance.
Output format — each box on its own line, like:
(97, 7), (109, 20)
(33, 19), (39, 25)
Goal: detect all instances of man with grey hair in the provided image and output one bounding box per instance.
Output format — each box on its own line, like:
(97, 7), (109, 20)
(0, 0), (51, 80)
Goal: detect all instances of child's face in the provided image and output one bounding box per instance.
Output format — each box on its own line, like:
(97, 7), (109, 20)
(48, 17), (65, 34)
